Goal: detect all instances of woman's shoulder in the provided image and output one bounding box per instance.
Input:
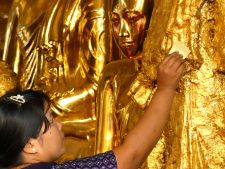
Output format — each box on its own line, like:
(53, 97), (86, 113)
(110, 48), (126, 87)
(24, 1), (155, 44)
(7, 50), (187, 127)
(53, 150), (117, 169)
(23, 151), (117, 169)
(22, 162), (55, 169)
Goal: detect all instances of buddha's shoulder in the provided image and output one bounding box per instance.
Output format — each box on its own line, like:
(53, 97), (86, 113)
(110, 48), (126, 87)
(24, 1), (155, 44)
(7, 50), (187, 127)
(102, 59), (140, 76)
(99, 59), (140, 86)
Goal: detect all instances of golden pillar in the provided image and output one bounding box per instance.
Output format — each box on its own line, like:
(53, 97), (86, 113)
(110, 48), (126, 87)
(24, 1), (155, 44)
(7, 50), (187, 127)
(142, 0), (225, 168)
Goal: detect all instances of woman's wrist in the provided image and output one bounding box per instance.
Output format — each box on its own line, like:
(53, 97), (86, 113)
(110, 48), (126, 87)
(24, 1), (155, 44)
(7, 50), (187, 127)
(156, 86), (177, 95)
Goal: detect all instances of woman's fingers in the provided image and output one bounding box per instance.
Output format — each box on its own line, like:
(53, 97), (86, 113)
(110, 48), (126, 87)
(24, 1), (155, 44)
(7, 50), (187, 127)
(176, 62), (185, 76)
(162, 52), (183, 68)
(161, 52), (184, 71)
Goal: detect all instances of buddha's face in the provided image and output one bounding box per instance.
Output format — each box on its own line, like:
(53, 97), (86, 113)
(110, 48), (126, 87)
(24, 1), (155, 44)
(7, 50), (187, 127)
(111, 0), (153, 58)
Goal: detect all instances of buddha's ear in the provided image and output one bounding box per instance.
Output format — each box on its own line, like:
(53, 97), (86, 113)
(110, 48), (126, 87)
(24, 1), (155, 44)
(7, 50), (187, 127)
(23, 138), (38, 154)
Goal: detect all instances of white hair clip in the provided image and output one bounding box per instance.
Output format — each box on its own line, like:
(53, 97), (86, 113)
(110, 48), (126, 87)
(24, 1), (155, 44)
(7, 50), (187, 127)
(9, 94), (25, 104)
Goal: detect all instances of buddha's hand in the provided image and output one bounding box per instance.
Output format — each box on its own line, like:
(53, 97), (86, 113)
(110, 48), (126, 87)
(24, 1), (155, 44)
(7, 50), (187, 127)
(157, 52), (184, 92)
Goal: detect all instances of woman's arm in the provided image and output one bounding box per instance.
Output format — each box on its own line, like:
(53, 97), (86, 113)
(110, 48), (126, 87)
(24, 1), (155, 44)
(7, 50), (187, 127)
(114, 53), (184, 169)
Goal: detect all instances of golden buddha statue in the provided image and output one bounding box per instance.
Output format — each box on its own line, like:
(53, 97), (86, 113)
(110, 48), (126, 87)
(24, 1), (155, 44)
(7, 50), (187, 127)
(95, 0), (155, 166)
(2, 0), (112, 160)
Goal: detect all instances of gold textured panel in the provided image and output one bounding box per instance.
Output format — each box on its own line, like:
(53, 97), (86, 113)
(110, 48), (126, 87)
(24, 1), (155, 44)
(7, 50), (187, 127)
(142, 0), (225, 168)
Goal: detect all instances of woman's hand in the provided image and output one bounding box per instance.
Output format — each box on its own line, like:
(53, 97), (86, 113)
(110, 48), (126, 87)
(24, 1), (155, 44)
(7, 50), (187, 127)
(157, 52), (184, 92)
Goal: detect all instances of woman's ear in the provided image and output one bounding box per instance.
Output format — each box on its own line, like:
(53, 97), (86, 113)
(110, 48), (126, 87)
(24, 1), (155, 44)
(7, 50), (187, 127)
(23, 138), (38, 154)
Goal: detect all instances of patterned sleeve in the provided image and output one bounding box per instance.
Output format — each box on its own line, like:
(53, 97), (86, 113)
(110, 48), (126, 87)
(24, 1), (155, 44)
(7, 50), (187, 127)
(52, 150), (117, 169)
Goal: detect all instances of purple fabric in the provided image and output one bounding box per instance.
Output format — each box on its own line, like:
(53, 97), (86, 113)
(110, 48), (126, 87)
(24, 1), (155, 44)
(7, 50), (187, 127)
(22, 162), (56, 169)
(23, 151), (117, 169)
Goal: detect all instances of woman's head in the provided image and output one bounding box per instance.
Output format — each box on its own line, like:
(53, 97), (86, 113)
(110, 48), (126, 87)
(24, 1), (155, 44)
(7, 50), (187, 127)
(0, 90), (64, 168)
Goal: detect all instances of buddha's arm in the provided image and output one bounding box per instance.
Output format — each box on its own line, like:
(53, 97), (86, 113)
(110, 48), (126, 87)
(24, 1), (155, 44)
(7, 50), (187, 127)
(95, 60), (138, 153)
(95, 75), (118, 153)
(114, 54), (184, 169)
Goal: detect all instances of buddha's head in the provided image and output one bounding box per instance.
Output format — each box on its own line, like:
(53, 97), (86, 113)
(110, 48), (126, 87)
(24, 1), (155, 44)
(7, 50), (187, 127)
(111, 0), (154, 58)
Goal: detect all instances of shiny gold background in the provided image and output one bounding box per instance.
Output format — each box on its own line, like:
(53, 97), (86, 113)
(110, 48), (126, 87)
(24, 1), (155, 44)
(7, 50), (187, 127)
(1, 0), (225, 168)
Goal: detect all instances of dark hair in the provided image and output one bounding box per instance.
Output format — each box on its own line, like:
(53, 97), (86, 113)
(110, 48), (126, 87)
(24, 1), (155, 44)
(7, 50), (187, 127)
(0, 90), (50, 168)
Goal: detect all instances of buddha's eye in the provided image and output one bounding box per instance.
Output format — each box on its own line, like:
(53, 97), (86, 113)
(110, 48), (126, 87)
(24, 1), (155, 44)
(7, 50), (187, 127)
(111, 12), (120, 25)
(124, 11), (143, 23)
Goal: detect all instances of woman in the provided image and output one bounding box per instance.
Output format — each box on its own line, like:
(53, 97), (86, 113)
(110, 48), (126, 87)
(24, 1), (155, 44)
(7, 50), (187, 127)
(0, 53), (184, 169)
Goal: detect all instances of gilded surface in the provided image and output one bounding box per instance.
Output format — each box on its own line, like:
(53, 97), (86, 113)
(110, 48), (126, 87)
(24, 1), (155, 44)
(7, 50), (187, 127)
(142, 0), (225, 168)
(0, 61), (18, 97)
(0, 0), (13, 57)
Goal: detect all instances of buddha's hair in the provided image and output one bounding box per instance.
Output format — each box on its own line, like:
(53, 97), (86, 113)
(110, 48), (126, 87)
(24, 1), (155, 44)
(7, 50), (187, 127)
(0, 90), (50, 168)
